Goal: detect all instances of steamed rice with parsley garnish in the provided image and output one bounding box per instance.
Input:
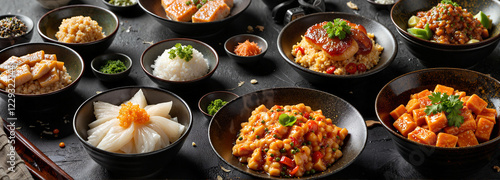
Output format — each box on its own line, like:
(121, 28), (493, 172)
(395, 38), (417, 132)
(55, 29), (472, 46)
(152, 43), (209, 81)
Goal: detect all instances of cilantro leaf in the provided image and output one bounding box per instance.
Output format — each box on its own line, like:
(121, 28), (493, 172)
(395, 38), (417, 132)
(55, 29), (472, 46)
(323, 19), (352, 40)
(424, 92), (464, 127)
(279, 113), (297, 127)
(441, 0), (459, 6)
(168, 43), (194, 62)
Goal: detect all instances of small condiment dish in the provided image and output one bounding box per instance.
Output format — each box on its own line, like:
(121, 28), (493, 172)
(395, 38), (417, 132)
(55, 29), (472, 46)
(0, 14), (34, 50)
(91, 53), (132, 82)
(224, 34), (268, 64)
(101, 0), (138, 13)
(198, 91), (239, 118)
(367, 0), (397, 10)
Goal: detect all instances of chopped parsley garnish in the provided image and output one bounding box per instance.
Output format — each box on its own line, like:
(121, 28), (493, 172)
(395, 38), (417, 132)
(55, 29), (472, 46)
(207, 99), (227, 116)
(168, 43), (194, 62)
(424, 92), (464, 127)
(323, 18), (352, 40)
(99, 60), (127, 74)
(441, 0), (459, 6)
(278, 113), (297, 127)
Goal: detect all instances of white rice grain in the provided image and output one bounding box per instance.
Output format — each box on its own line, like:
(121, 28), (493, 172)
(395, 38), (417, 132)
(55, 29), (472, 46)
(152, 46), (209, 81)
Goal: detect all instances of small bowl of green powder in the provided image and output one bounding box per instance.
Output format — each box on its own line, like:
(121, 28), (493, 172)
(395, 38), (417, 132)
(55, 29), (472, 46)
(91, 53), (132, 82)
(102, 0), (138, 12)
(198, 91), (239, 118)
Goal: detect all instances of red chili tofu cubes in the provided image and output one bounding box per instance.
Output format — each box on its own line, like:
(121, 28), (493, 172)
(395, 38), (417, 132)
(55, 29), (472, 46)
(390, 84), (498, 147)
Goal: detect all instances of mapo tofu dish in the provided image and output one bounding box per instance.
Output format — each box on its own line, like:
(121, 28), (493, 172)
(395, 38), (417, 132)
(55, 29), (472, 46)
(391, 84), (497, 147)
(232, 103), (348, 177)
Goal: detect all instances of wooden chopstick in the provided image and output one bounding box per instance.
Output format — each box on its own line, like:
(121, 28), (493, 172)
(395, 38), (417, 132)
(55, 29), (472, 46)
(2, 118), (73, 180)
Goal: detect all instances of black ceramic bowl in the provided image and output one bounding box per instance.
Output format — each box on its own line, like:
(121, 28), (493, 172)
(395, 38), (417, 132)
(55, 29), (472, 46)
(73, 86), (193, 178)
(209, 87), (367, 179)
(224, 34), (268, 64)
(101, 0), (138, 12)
(198, 91), (239, 117)
(141, 38), (219, 91)
(138, 0), (251, 35)
(375, 68), (500, 176)
(277, 12), (398, 84)
(35, 0), (71, 9)
(37, 5), (119, 58)
(91, 53), (132, 82)
(391, 0), (500, 68)
(0, 14), (34, 50)
(0, 42), (84, 109)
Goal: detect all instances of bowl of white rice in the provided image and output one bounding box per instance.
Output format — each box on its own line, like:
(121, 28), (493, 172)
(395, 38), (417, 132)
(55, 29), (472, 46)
(141, 38), (219, 90)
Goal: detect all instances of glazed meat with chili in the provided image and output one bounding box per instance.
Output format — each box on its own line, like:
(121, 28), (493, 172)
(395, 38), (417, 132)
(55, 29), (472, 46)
(291, 18), (383, 75)
(232, 103), (348, 177)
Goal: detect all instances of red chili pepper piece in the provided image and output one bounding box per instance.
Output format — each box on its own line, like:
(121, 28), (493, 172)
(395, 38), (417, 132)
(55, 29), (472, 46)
(280, 156), (296, 168)
(345, 63), (357, 74)
(357, 63), (366, 72)
(295, 46), (305, 55)
(326, 66), (336, 74)
(312, 151), (324, 163)
(307, 120), (318, 133)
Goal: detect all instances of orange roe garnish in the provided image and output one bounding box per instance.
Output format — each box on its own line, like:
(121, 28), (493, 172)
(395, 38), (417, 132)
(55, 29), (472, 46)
(118, 102), (150, 128)
(234, 39), (261, 56)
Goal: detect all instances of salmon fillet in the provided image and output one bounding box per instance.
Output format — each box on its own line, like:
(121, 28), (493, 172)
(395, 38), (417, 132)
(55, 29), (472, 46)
(192, 0), (230, 23)
(165, 0), (198, 22)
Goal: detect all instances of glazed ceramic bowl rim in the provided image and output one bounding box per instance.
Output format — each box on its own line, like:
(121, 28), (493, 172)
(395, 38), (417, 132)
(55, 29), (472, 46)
(224, 34), (268, 58)
(367, 0), (397, 6)
(140, 38), (219, 84)
(102, 0), (138, 8)
(137, 0), (251, 25)
(197, 90), (239, 117)
(209, 86), (368, 179)
(37, 4), (119, 46)
(0, 42), (84, 97)
(91, 53), (133, 76)
(277, 12), (398, 79)
(390, 0), (500, 48)
(73, 86), (193, 157)
(375, 67), (500, 150)
(397, 29), (491, 51)
(0, 14), (34, 40)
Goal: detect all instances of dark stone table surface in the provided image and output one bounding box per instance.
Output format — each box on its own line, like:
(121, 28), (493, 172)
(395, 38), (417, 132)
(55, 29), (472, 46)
(1, 0), (500, 179)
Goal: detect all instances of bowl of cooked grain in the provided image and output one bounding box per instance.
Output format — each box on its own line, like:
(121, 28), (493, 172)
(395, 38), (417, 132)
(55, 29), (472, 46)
(141, 38), (219, 91)
(391, 0), (500, 68)
(277, 12), (397, 84)
(37, 5), (119, 59)
(0, 42), (84, 109)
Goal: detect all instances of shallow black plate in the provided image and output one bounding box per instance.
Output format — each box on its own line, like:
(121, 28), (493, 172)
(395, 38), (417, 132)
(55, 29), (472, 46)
(208, 87), (367, 179)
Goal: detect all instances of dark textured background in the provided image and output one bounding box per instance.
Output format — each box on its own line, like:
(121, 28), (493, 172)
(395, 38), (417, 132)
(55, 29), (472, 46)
(1, 0), (499, 178)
